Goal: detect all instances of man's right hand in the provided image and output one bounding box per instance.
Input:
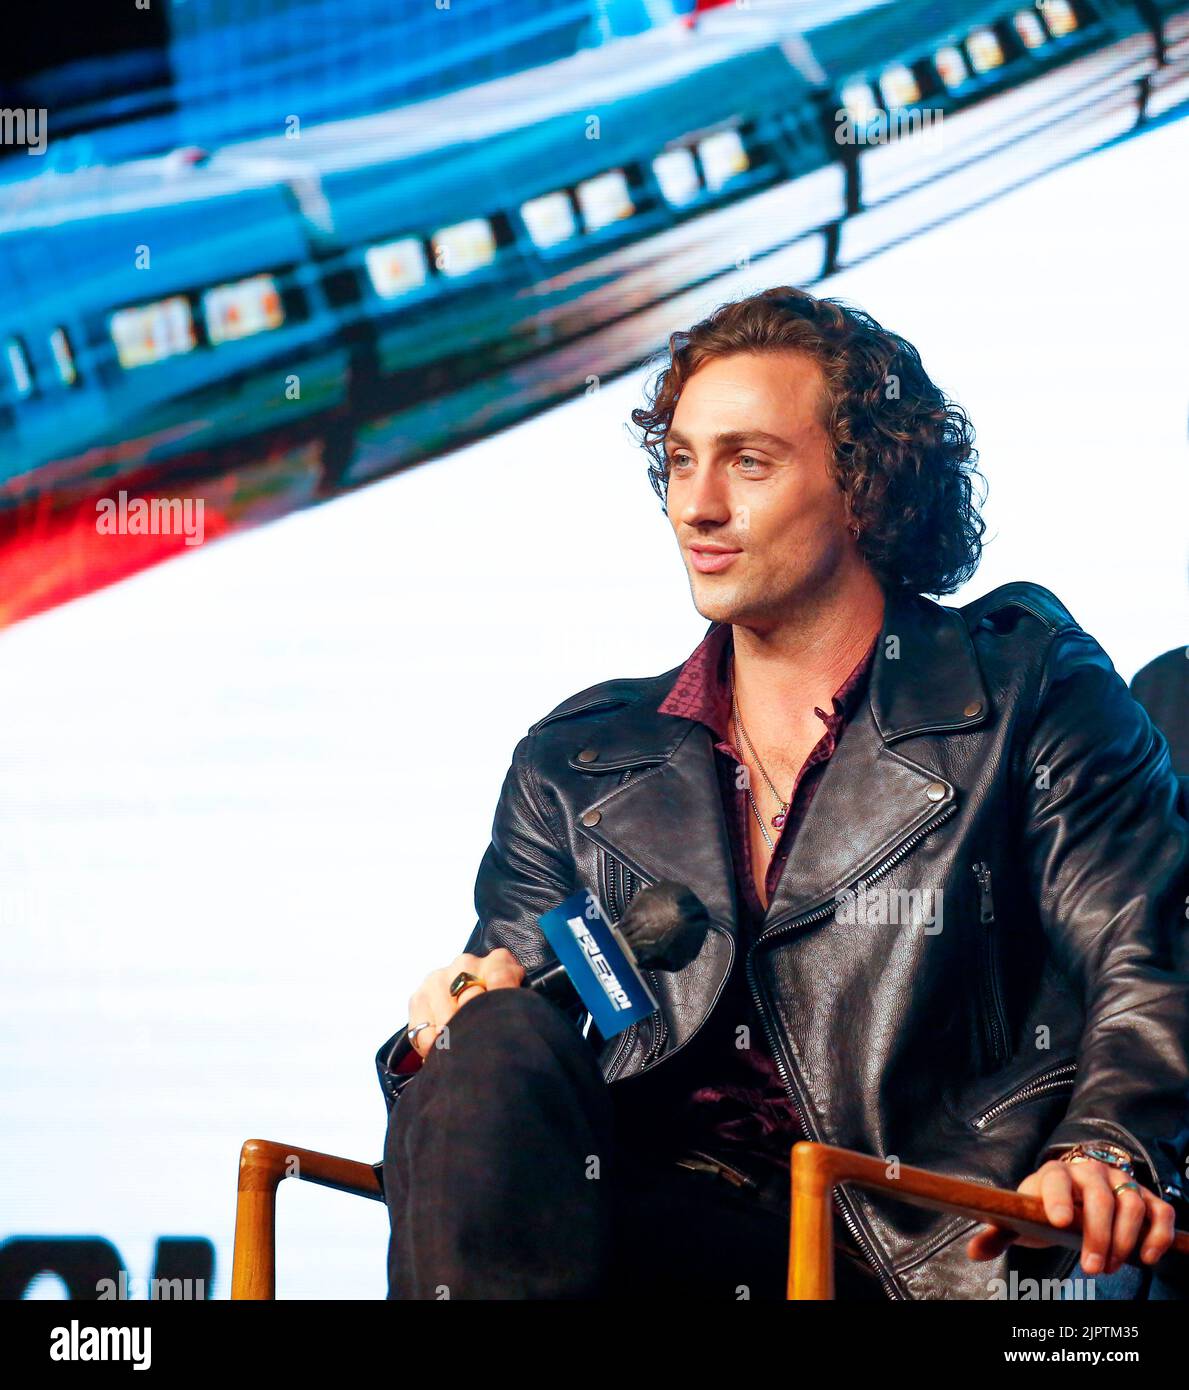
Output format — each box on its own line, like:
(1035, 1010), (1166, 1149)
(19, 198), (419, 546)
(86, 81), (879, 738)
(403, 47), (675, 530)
(406, 948), (526, 1059)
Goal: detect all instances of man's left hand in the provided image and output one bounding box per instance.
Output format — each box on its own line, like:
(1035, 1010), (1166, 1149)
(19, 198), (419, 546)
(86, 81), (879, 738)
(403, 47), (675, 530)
(965, 1157), (1176, 1274)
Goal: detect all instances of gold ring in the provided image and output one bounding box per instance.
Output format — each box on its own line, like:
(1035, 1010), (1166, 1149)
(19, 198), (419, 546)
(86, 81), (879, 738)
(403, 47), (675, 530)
(449, 970), (487, 1000)
(1112, 1180), (1141, 1196)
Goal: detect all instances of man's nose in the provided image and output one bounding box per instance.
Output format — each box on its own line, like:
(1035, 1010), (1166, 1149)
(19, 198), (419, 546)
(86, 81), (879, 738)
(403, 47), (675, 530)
(675, 463), (731, 526)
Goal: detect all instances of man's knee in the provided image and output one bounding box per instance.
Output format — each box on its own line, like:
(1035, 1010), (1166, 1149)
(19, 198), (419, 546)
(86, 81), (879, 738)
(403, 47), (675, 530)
(414, 985), (605, 1093)
(387, 987), (612, 1163)
(383, 986), (614, 1238)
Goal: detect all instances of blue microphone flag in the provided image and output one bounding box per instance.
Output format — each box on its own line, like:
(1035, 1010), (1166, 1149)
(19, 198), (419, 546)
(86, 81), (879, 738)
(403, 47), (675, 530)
(537, 887), (658, 1037)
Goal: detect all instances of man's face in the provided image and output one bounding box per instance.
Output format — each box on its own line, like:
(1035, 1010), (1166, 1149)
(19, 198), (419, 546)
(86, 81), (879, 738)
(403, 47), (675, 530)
(665, 350), (857, 628)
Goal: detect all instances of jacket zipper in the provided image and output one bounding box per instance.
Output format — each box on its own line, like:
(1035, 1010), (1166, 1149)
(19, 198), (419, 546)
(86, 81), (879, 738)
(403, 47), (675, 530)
(745, 799), (959, 1301)
(624, 860), (670, 1063)
(970, 1060), (1078, 1130)
(598, 766), (663, 1081)
(972, 861), (1009, 1065)
(643, 905), (670, 1062)
(601, 857), (672, 1077)
(601, 854), (638, 1082)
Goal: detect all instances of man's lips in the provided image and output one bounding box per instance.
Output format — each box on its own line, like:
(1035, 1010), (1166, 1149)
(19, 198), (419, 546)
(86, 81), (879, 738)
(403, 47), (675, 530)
(688, 545), (742, 574)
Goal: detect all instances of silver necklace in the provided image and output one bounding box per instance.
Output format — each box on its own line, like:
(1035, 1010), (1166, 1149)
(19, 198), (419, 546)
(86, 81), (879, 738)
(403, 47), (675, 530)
(728, 658), (790, 853)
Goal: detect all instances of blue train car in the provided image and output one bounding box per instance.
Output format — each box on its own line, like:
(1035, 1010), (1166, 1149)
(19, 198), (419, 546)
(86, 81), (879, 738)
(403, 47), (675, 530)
(206, 21), (842, 483)
(1, 0), (1185, 509)
(0, 155), (348, 501)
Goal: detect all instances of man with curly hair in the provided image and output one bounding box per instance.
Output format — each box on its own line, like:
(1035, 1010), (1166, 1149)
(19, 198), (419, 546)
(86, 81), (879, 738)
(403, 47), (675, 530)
(379, 287), (1189, 1301)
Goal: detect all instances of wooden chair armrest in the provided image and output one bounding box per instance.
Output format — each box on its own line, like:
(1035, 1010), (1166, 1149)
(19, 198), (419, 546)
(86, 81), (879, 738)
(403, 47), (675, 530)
(789, 1140), (1189, 1299)
(232, 1139), (383, 1300)
(232, 1135), (1189, 1300)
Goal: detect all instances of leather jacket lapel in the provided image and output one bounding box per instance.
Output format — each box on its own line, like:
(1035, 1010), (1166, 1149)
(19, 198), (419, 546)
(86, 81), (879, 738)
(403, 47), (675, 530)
(760, 701), (954, 931)
(574, 719), (740, 937)
(573, 589), (992, 935)
(766, 587), (992, 926)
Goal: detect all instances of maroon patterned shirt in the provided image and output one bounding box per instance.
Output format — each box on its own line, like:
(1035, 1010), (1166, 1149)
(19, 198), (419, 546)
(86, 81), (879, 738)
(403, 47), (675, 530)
(655, 620), (878, 1177)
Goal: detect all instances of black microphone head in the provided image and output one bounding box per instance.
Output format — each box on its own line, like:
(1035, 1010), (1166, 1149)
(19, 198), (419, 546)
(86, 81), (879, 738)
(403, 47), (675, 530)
(616, 880), (710, 971)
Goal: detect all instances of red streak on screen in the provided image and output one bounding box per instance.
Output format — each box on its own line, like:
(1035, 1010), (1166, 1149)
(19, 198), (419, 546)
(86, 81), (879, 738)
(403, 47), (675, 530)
(0, 440), (324, 629)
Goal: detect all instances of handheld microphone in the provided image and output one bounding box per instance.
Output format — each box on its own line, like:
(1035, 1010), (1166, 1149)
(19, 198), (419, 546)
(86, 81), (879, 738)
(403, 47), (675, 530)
(384, 881), (709, 1075)
(526, 879), (709, 1002)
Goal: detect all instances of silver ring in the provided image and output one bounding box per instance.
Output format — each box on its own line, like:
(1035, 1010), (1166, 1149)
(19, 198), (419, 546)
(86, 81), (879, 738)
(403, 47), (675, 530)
(406, 1021), (435, 1041)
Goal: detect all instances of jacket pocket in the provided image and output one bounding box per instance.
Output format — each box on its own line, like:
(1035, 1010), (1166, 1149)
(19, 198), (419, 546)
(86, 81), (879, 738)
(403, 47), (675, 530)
(969, 1058), (1078, 1131)
(972, 861), (1010, 1065)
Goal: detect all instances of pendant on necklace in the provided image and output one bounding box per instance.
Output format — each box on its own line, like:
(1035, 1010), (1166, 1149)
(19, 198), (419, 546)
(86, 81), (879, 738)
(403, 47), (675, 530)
(772, 808), (788, 829)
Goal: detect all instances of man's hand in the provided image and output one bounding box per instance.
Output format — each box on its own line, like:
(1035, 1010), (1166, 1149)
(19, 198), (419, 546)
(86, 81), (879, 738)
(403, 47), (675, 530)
(406, 948), (526, 1059)
(965, 1157), (1177, 1274)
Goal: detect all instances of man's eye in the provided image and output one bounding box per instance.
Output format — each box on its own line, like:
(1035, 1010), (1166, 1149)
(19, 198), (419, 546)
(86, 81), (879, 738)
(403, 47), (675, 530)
(664, 458), (767, 480)
(666, 454), (764, 473)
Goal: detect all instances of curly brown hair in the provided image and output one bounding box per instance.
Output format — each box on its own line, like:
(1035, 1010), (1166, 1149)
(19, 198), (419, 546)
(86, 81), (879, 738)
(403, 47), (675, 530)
(629, 286), (986, 597)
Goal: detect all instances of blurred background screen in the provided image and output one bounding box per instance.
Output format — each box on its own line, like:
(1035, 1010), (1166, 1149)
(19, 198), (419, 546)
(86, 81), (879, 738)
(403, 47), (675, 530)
(1, 0), (1186, 1300)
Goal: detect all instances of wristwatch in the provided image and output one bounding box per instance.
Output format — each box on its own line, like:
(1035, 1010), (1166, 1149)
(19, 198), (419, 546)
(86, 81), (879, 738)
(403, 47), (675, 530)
(1058, 1141), (1136, 1177)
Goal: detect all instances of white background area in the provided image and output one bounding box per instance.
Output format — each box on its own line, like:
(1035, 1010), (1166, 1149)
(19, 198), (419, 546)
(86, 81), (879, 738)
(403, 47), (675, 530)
(2, 116), (1186, 1300)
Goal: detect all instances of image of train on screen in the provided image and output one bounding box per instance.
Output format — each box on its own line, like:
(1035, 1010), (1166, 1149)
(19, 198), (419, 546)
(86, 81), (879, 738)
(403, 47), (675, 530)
(1, 0), (1186, 517)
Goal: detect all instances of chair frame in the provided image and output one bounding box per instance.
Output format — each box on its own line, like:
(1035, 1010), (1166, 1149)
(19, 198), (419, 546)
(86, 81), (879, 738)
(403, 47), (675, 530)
(232, 1140), (384, 1300)
(231, 1136), (1189, 1299)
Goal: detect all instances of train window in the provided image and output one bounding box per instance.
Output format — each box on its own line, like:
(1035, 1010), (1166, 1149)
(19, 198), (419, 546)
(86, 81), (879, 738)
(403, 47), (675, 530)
(431, 218), (498, 276)
(365, 237), (428, 297)
(653, 148), (701, 208)
(966, 27), (1006, 73)
(111, 296), (197, 369)
(49, 328), (78, 386)
(5, 337), (33, 398)
(1040, 0), (1078, 37)
(576, 171), (635, 231)
(203, 274), (285, 344)
(698, 130), (749, 193)
(1014, 9), (1048, 48)
(840, 81), (879, 126)
(934, 44), (969, 89)
(879, 64), (922, 109)
(907, 56), (942, 101)
(521, 191), (578, 248)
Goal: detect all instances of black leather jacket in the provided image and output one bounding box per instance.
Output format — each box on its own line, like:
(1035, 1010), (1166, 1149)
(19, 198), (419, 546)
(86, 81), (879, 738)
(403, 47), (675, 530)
(377, 581), (1189, 1299)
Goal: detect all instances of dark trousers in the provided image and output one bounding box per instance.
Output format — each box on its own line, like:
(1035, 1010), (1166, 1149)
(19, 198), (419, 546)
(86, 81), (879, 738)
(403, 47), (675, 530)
(383, 986), (886, 1300)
